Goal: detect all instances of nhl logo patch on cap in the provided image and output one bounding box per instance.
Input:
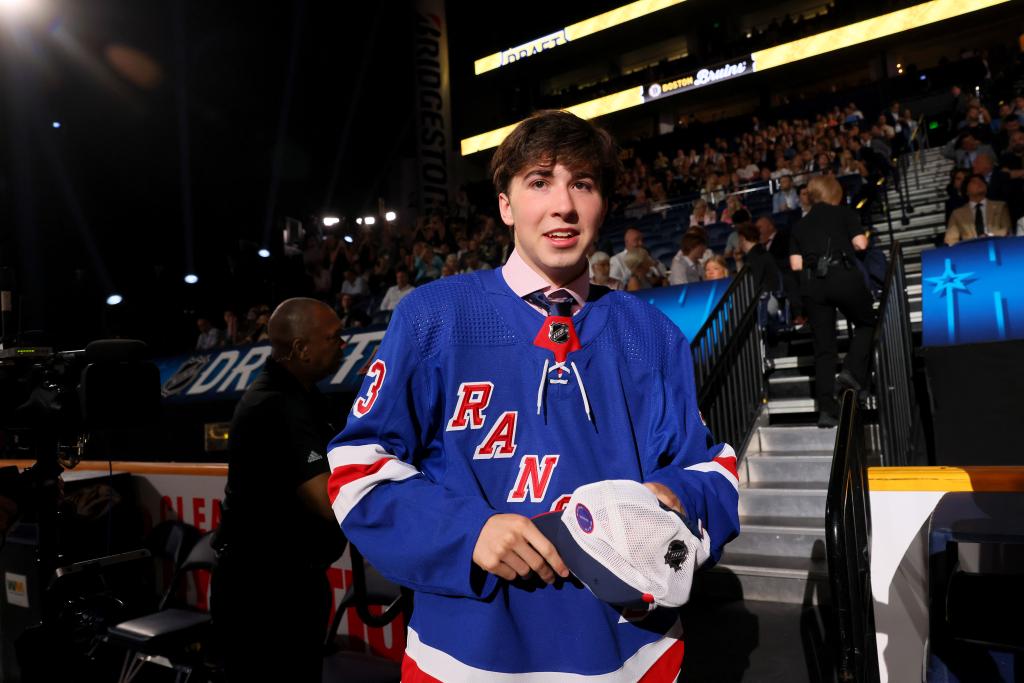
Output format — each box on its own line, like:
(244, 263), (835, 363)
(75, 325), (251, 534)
(575, 503), (594, 533)
(664, 540), (688, 571)
(548, 321), (570, 344)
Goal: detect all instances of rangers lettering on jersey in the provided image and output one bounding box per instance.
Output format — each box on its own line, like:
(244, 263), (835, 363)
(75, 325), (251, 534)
(507, 454), (559, 503)
(446, 382), (494, 431)
(473, 411), (518, 459)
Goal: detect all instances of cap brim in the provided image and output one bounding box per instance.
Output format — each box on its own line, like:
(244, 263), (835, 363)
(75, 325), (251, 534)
(532, 511), (649, 609)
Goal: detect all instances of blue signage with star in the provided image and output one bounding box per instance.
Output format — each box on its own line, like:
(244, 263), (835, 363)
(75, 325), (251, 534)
(922, 237), (1024, 347)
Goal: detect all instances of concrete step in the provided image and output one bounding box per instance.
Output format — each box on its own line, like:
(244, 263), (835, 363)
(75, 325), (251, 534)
(766, 395), (877, 416)
(701, 552), (829, 604)
(739, 482), (827, 518)
(729, 516), (828, 559)
(744, 452), (833, 485)
(752, 425), (837, 453)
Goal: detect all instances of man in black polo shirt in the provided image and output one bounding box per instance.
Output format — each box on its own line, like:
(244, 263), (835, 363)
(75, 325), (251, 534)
(212, 297), (347, 682)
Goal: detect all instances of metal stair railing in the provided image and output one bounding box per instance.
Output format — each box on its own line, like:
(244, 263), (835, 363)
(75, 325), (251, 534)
(689, 267), (766, 451)
(871, 242), (917, 467)
(825, 389), (879, 683)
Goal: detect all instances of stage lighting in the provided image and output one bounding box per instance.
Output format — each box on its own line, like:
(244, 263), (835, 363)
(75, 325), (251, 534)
(51, 121), (61, 129)
(257, 248), (270, 258)
(106, 294), (123, 306)
(364, 216), (376, 226)
(184, 273), (199, 284)
(322, 216), (340, 227)
(385, 211), (397, 222)
(343, 235), (354, 244)
(356, 217), (363, 225)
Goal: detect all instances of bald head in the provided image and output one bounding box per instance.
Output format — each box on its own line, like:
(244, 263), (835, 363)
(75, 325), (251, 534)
(268, 297), (334, 358)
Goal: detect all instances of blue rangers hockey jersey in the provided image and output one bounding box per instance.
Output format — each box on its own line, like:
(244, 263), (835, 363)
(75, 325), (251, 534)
(327, 268), (740, 681)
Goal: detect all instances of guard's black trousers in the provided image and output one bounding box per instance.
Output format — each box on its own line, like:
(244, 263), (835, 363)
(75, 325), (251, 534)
(802, 266), (876, 416)
(212, 554), (331, 683)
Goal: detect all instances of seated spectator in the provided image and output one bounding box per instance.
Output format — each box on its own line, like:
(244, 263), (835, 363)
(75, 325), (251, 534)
(945, 168), (969, 221)
(772, 175), (800, 213)
(736, 222), (782, 294)
(622, 247), (663, 292)
(945, 174), (1012, 245)
(756, 216), (789, 270)
(972, 152), (1013, 203)
(412, 241), (443, 283)
(690, 199), (717, 227)
(798, 186), (812, 217)
(669, 232), (707, 286)
(223, 310), (249, 346)
(461, 250), (491, 273)
(340, 268), (368, 298)
(336, 292), (369, 329)
(379, 269), (416, 312)
(942, 131), (996, 169)
(609, 227), (667, 284)
(736, 155), (760, 181)
(720, 195), (747, 224)
(195, 317), (223, 352)
(837, 150), (868, 178)
(1000, 130), (1024, 173)
(306, 262), (332, 300)
(244, 308), (271, 344)
(703, 255), (730, 281)
(724, 208), (752, 269)
(589, 251), (621, 290)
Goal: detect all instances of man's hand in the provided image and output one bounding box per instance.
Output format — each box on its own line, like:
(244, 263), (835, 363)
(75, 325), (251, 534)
(472, 514), (569, 584)
(644, 482), (683, 516)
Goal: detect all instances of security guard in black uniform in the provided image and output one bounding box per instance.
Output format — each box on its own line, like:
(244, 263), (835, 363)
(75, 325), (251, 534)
(212, 298), (347, 682)
(789, 176), (876, 427)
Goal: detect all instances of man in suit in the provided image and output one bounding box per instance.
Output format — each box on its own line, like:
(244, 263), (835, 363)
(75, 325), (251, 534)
(972, 153), (1013, 203)
(942, 132), (997, 170)
(945, 175), (1013, 245)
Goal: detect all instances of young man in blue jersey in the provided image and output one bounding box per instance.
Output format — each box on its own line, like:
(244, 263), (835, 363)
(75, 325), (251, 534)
(327, 110), (739, 681)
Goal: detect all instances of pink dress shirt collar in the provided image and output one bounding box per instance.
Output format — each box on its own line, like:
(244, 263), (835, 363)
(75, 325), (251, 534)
(501, 249), (590, 314)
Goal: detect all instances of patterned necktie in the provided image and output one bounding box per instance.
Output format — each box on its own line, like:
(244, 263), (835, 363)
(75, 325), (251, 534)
(524, 290), (575, 317)
(975, 202), (985, 236)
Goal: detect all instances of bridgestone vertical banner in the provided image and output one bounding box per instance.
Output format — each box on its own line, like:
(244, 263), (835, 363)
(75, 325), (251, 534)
(414, 0), (452, 213)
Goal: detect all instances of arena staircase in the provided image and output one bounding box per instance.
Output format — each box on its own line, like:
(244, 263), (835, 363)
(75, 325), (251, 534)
(706, 146), (952, 607)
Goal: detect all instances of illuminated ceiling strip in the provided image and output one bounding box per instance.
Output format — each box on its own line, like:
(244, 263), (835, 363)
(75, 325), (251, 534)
(461, 0), (1011, 155)
(459, 87), (644, 156)
(473, 0), (686, 76)
(752, 0), (1012, 72)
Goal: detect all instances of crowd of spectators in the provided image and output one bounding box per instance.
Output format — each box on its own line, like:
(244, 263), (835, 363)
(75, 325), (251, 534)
(192, 43), (1024, 352)
(941, 90), (1024, 243)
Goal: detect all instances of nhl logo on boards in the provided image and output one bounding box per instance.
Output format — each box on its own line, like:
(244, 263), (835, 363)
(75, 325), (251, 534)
(664, 540), (688, 571)
(548, 322), (570, 344)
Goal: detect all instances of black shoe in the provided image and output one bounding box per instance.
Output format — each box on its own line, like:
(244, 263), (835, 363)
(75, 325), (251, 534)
(817, 412), (839, 428)
(835, 369), (862, 393)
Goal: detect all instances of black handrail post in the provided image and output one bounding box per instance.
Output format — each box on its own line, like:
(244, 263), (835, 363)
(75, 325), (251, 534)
(880, 179), (896, 248)
(825, 389), (880, 683)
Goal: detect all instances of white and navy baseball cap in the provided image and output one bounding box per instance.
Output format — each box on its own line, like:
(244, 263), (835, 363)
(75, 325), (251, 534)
(533, 479), (711, 609)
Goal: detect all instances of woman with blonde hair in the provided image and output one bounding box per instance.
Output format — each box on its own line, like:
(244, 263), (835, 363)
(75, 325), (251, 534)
(703, 255), (729, 281)
(790, 174), (875, 427)
(689, 198), (716, 227)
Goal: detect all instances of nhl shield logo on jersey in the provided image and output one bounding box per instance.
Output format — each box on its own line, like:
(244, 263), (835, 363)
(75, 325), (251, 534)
(548, 321), (570, 344)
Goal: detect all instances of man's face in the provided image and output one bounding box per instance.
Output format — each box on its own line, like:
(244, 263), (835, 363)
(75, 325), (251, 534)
(962, 136), (978, 152)
(592, 260), (610, 278)
(972, 155), (993, 176)
(799, 188), (810, 206)
(966, 177), (987, 202)
(780, 176), (793, 191)
(340, 293), (353, 309)
(1011, 131), (1024, 153)
(498, 161), (606, 285)
(197, 319), (210, 333)
(756, 218), (775, 241)
(396, 271), (409, 288)
(624, 229), (643, 250)
(304, 307), (346, 381)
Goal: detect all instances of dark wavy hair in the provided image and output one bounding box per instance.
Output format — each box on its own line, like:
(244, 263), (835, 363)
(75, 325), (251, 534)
(489, 110), (622, 196)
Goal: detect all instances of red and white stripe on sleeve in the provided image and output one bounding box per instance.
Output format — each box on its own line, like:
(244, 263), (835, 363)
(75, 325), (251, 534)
(327, 444), (420, 523)
(683, 444), (738, 491)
